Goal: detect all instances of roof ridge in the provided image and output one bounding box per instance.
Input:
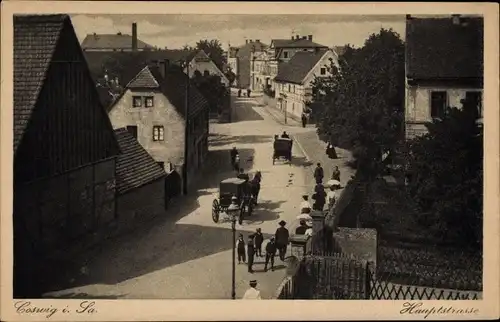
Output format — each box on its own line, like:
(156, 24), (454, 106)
(126, 65), (160, 88)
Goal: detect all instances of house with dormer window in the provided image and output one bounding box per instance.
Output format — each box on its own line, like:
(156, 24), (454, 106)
(107, 60), (209, 190)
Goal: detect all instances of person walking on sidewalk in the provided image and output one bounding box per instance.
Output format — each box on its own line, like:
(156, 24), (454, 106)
(314, 163), (324, 185)
(237, 233), (246, 264)
(254, 228), (264, 257)
(331, 165), (341, 182)
(242, 280), (262, 299)
(326, 142), (338, 159)
(264, 237), (277, 272)
(327, 184), (338, 211)
(275, 220), (289, 261)
(247, 235), (255, 273)
(301, 112), (308, 128)
(247, 88), (251, 97)
(312, 183), (327, 211)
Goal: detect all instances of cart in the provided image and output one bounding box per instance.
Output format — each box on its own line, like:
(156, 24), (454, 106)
(212, 178), (254, 224)
(273, 137), (293, 165)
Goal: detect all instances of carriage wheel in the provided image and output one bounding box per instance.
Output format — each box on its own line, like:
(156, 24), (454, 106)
(212, 199), (220, 223)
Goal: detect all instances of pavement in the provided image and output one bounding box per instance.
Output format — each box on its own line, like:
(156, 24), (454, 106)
(43, 91), (348, 300)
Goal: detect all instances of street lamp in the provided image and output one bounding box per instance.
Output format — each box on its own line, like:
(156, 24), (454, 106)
(227, 195), (240, 300)
(179, 59), (192, 195)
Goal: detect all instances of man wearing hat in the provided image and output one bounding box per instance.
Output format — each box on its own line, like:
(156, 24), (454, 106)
(264, 237), (277, 272)
(254, 228), (264, 257)
(242, 280), (262, 299)
(295, 219), (309, 235)
(275, 220), (290, 261)
(247, 235), (255, 273)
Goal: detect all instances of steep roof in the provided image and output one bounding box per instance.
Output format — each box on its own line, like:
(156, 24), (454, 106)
(271, 38), (328, 49)
(274, 48), (329, 84)
(13, 14), (66, 152)
(81, 33), (154, 50)
(114, 128), (166, 194)
(406, 16), (483, 80)
(126, 65), (160, 88)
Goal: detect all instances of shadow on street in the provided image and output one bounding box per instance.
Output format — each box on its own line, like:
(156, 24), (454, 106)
(232, 100), (264, 122)
(209, 133), (272, 147)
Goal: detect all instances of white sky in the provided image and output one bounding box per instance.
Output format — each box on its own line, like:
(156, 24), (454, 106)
(70, 14), (406, 49)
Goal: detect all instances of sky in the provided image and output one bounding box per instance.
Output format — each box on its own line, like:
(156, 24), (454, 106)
(70, 14), (407, 50)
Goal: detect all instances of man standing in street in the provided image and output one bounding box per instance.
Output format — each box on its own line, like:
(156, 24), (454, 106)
(264, 237), (277, 272)
(247, 235), (255, 273)
(254, 228), (264, 257)
(242, 280), (261, 299)
(275, 220), (289, 261)
(301, 112), (307, 128)
(314, 163), (324, 185)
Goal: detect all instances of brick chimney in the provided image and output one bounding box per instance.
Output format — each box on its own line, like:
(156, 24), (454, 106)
(246, 39), (249, 44)
(256, 39), (260, 43)
(291, 35), (294, 40)
(308, 35), (313, 41)
(132, 22), (138, 51)
(249, 39), (253, 43)
(295, 35), (300, 40)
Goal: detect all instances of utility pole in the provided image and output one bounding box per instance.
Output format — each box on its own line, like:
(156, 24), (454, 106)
(183, 61), (190, 195)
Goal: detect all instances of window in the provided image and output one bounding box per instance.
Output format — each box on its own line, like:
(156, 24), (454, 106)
(126, 126), (138, 139)
(430, 91), (447, 119)
(132, 96), (142, 107)
(157, 161), (164, 169)
(465, 91), (483, 119)
(203, 70), (210, 76)
(153, 125), (164, 141)
(283, 51), (289, 59)
(320, 68), (326, 75)
(288, 84), (291, 92)
(145, 96), (154, 107)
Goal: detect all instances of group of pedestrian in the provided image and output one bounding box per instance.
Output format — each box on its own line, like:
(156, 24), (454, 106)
(308, 163), (342, 212)
(236, 220), (290, 274)
(237, 88), (252, 98)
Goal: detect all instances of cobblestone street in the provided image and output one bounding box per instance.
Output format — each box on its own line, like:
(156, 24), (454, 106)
(43, 91), (332, 299)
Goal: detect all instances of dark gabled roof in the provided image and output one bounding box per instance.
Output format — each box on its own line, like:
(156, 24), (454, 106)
(13, 14), (67, 152)
(271, 38), (328, 49)
(114, 128), (166, 194)
(81, 33), (154, 50)
(274, 48), (329, 84)
(406, 16), (483, 80)
(126, 65), (160, 88)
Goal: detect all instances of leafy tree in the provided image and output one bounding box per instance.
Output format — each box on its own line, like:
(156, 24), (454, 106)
(191, 73), (229, 114)
(405, 98), (483, 249)
(311, 29), (405, 178)
(224, 67), (236, 87)
(195, 39), (226, 71)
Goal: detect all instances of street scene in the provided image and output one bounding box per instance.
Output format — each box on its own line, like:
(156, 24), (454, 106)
(11, 12), (484, 302)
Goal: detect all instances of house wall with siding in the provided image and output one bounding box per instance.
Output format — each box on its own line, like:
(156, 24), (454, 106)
(109, 88), (208, 188)
(116, 177), (165, 225)
(405, 84), (483, 139)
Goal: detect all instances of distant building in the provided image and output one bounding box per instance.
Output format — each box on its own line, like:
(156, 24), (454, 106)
(226, 46), (239, 86)
(232, 39), (268, 89)
(114, 128), (169, 222)
(106, 60), (210, 191)
(13, 14), (120, 296)
(274, 48), (339, 120)
(405, 15), (484, 139)
(81, 22), (154, 52)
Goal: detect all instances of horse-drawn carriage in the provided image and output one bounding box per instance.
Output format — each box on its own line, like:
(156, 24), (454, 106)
(273, 137), (293, 165)
(212, 178), (254, 224)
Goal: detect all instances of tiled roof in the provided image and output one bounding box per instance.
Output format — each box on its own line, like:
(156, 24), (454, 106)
(114, 128), (166, 194)
(271, 38), (328, 49)
(274, 48), (329, 84)
(13, 14), (67, 152)
(81, 33), (154, 50)
(406, 16), (483, 80)
(126, 65), (160, 88)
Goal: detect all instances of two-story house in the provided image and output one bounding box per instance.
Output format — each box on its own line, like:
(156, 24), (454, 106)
(106, 59), (209, 191)
(274, 48), (338, 120)
(404, 15), (484, 139)
(13, 14), (121, 297)
(81, 22), (154, 52)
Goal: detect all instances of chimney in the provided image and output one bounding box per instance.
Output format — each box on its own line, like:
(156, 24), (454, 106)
(249, 39), (253, 43)
(308, 35), (313, 41)
(302, 36), (307, 40)
(406, 14), (412, 20)
(132, 22), (138, 51)
(159, 59), (169, 79)
(452, 14), (461, 25)
(256, 39), (260, 43)
(291, 35), (294, 40)
(246, 39), (249, 44)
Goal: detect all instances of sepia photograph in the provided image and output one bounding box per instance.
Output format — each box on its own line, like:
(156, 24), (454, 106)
(1, 1), (498, 321)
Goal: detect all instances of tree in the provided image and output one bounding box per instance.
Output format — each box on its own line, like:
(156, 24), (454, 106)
(195, 39), (226, 71)
(224, 67), (236, 87)
(311, 29), (405, 178)
(405, 98), (483, 249)
(191, 73), (229, 115)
